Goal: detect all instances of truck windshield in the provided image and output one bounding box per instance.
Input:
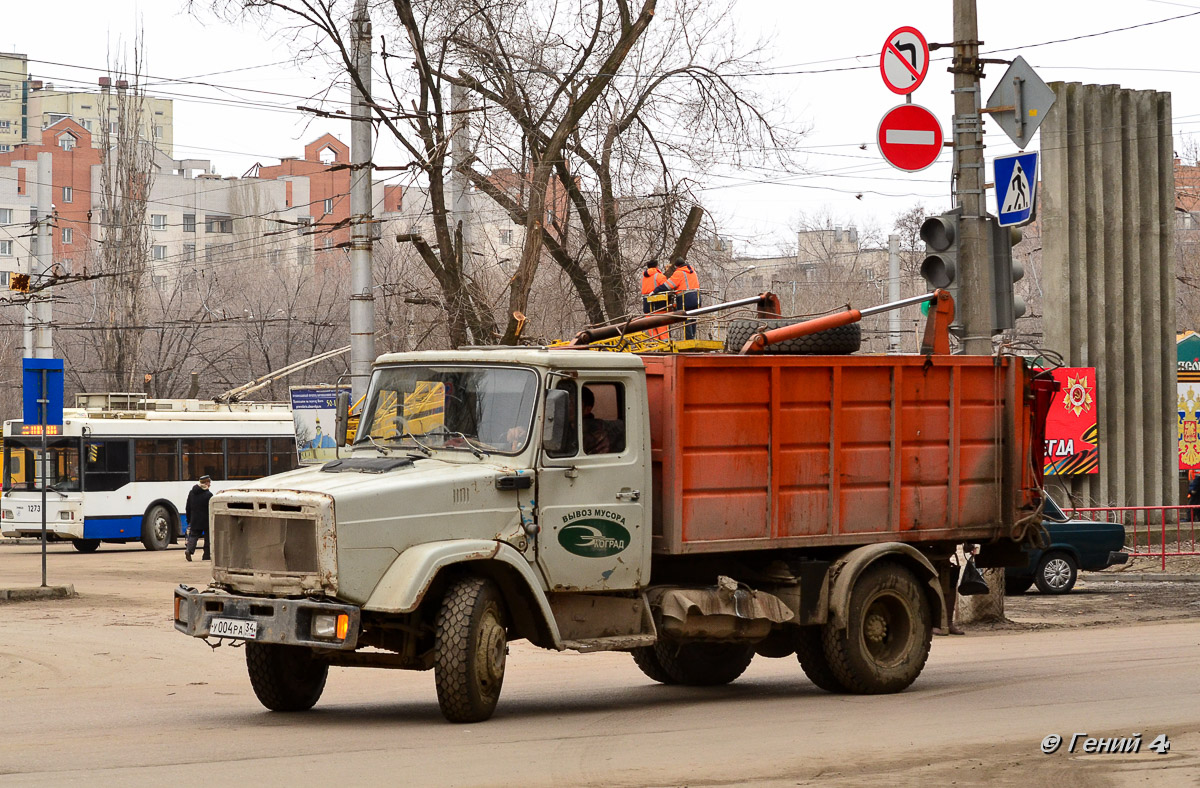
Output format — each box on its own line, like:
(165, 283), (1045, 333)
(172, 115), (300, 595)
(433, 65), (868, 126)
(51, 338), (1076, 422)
(3, 438), (81, 492)
(357, 365), (539, 455)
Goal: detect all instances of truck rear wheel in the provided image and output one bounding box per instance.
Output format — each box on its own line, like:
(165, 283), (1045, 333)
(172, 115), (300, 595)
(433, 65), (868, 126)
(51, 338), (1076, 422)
(822, 562), (931, 694)
(72, 539), (101, 553)
(631, 646), (677, 684)
(794, 626), (846, 692)
(651, 641), (755, 686)
(434, 576), (508, 723)
(245, 643), (328, 712)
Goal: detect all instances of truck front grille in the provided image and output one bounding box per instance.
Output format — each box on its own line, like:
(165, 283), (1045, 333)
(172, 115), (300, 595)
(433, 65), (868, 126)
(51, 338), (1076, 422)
(213, 513), (319, 573)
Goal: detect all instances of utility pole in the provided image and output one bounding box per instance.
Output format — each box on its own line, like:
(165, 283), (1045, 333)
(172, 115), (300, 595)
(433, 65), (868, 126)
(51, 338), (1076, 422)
(951, 0), (992, 355)
(33, 152), (53, 359)
(348, 0), (375, 402)
(887, 234), (901, 353)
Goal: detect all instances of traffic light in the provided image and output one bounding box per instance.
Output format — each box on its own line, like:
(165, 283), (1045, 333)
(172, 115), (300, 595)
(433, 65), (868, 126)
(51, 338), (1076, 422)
(9, 273), (29, 292)
(988, 217), (1025, 333)
(919, 209), (960, 326)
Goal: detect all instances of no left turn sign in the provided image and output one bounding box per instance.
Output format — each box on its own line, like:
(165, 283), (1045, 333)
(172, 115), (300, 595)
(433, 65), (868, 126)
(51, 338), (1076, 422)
(880, 26), (929, 95)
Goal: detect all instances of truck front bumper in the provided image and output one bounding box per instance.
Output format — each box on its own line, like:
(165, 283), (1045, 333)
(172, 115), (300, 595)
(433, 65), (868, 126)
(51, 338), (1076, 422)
(173, 586), (361, 650)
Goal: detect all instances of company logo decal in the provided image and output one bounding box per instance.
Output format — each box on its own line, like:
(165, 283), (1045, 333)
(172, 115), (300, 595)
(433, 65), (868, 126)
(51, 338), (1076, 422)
(558, 511), (630, 558)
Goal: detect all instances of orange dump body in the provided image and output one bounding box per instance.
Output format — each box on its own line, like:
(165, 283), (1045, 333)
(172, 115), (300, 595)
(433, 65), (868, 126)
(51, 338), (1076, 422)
(642, 353), (1041, 555)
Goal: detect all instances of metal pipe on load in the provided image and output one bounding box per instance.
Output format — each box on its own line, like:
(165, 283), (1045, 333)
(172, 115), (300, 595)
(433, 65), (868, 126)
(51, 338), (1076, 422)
(568, 293), (780, 346)
(739, 291), (944, 355)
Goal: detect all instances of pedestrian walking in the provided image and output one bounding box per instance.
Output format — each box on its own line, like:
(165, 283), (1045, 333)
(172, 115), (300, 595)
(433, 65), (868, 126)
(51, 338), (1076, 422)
(1189, 474), (1200, 522)
(184, 474), (213, 561)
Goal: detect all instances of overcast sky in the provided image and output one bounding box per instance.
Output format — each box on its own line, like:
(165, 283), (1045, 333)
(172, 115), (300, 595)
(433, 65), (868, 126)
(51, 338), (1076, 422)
(7, 1), (1200, 256)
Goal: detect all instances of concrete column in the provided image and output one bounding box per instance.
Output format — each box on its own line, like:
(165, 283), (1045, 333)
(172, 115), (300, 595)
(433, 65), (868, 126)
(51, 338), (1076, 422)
(1042, 82), (1177, 508)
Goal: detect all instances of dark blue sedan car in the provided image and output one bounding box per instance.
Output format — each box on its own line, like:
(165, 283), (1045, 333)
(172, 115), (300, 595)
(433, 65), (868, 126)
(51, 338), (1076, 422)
(1005, 496), (1128, 595)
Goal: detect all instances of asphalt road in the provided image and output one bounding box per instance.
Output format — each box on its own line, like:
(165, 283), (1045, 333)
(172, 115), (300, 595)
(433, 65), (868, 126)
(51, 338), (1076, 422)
(2, 543), (1200, 787)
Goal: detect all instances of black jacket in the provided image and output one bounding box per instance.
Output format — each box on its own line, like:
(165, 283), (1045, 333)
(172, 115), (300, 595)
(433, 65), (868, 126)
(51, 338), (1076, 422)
(186, 485), (213, 531)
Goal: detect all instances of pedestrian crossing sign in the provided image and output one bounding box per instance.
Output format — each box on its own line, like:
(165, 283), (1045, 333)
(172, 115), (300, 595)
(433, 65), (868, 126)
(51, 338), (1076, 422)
(994, 151), (1039, 227)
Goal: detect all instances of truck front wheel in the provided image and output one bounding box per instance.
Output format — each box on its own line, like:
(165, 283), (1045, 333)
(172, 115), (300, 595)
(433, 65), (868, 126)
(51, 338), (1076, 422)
(651, 641), (755, 686)
(245, 643), (328, 712)
(434, 576), (508, 723)
(822, 562), (932, 694)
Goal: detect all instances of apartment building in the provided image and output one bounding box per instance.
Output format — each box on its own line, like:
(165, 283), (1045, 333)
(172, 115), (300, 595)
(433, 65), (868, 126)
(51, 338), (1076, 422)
(27, 79), (174, 157)
(0, 53), (28, 154)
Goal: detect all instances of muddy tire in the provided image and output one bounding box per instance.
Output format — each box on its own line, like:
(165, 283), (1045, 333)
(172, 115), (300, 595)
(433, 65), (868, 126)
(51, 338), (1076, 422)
(245, 643), (328, 712)
(794, 626), (846, 692)
(652, 641), (755, 686)
(72, 539), (101, 553)
(631, 646), (677, 684)
(141, 504), (172, 551)
(434, 576), (508, 723)
(822, 562), (932, 694)
(723, 319), (861, 354)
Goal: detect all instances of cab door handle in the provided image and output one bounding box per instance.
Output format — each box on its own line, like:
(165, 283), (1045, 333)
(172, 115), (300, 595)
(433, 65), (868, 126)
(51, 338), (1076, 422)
(616, 488), (641, 501)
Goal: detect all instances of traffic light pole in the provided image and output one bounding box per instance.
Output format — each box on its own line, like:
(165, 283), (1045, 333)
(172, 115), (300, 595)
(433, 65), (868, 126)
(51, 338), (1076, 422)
(951, 0), (993, 355)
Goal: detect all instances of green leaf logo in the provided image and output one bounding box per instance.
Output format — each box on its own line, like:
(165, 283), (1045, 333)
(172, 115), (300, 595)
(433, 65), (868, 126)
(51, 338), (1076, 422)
(558, 518), (630, 558)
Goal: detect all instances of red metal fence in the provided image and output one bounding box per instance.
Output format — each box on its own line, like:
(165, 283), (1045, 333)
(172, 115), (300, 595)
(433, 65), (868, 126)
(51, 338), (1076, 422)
(1069, 506), (1199, 570)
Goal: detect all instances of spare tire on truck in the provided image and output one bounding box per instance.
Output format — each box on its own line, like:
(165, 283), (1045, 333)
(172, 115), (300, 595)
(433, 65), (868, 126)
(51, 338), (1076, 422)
(723, 319), (861, 354)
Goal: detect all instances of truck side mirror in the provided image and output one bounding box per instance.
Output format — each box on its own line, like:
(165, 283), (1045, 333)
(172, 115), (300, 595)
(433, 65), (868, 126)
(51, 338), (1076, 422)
(334, 391), (351, 447)
(542, 389), (570, 454)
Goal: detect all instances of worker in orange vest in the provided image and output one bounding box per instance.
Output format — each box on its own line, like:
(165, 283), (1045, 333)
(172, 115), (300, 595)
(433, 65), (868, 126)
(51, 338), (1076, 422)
(640, 259), (674, 341)
(667, 257), (701, 340)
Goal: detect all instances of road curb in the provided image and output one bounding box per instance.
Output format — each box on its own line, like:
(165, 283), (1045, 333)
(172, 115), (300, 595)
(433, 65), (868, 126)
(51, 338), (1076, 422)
(1086, 573), (1200, 583)
(0, 584), (76, 602)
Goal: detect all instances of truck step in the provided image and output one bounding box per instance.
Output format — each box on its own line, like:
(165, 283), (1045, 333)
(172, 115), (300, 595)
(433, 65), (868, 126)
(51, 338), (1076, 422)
(561, 635), (656, 653)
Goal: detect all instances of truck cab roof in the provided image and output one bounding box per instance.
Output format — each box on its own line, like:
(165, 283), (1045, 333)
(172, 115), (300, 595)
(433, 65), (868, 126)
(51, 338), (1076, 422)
(373, 347), (647, 372)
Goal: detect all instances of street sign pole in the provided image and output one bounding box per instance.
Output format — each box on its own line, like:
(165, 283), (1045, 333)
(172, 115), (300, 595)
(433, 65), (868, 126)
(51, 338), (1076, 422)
(40, 368), (47, 588)
(952, 0), (992, 355)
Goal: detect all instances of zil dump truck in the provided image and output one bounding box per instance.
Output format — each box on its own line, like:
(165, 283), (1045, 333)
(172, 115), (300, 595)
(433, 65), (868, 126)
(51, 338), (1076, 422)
(174, 291), (1056, 722)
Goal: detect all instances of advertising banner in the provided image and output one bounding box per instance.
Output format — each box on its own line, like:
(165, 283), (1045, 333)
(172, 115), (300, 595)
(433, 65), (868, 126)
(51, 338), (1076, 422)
(1044, 366), (1099, 476)
(290, 385), (349, 464)
(1179, 332), (1200, 470)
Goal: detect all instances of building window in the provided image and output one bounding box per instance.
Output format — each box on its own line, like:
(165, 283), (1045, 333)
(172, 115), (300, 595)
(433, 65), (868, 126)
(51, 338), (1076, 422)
(58, 133), (76, 151)
(297, 244), (312, 265)
(183, 214), (195, 233)
(183, 244), (195, 261)
(0, 85), (9, 100)
(154, 125), (163, 139)
(323, 198), (333, 214)
(296, 217), (312, 236)
(151, 274), (167, 290)
(0, 208), (11, 225)
(0, 120), (9, 129)
(0, 272), (8, 286)
(62, 186), (73, 203)
(0, 240), (11, 256)
(499, 229), (514, 245)
(82, 119), (93, 132)
(323, 237), (334, 251)
(62, 227), (73, 244)
(269, 249), (281, 264)
(152, 245), (167, 260)
(109, 121), (118, 134)
(150, 214), (166, 230)
(205, 215), (232, 233)
(0, 145), (10, 153)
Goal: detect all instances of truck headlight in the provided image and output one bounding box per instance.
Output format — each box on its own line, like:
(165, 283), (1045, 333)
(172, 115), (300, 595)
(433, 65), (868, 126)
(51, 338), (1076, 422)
(312, 613), (349, 641)
(174, 596), (187, 623)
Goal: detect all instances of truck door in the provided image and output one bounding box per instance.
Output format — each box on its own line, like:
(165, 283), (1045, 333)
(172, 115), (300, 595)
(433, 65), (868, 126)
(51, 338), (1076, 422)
(536, 375), (650, 591)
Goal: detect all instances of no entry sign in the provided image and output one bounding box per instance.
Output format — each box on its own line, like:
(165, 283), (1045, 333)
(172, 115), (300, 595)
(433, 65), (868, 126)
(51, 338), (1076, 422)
(880, 26), (929, 95)
(877, 104), (943, 172)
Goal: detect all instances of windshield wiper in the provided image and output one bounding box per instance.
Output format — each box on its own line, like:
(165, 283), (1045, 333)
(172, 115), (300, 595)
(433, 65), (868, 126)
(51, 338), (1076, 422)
(355, 434), (391, 456)
(400, 432), (434, 456)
